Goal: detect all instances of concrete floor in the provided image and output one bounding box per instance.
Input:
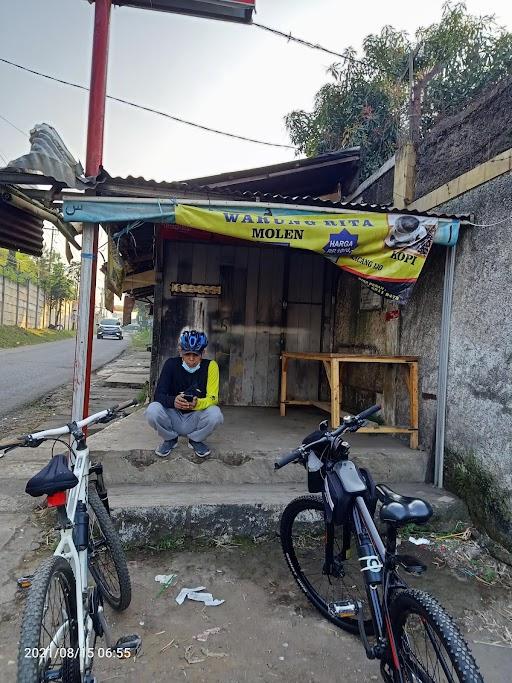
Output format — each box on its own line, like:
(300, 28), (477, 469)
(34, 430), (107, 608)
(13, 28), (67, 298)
(88, 405), (428, 486)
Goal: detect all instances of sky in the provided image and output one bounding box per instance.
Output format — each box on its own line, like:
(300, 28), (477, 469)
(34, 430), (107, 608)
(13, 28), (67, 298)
(1, 0), (512, 261)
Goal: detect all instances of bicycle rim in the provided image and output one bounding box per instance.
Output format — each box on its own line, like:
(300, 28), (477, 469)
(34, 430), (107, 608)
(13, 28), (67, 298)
(17, 556), (80, 683)
(87, 486), (131, 610)
(281, 496), (373, 634)
(89, 516), (121, 602)
(391, 590), (483, 683)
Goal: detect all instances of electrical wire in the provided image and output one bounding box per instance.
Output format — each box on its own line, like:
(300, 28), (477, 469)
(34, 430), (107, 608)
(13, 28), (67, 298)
(252, 22), (363, 65)
(0, 57), (295, 150)
(0, 111), (29, 138)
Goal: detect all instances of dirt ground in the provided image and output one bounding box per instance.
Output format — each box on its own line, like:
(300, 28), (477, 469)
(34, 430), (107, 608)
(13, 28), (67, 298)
(2, 536), (510, 683)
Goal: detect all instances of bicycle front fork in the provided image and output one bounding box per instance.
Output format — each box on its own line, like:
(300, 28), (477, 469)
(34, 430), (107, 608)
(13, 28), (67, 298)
(89, 462), (110, 514)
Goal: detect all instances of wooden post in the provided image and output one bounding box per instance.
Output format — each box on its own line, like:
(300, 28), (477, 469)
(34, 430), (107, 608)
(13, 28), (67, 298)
(408, 361), (419, 449)
(393, 141), (416, 209)
(280, 355), (288, 416)
(330, 359), (340, 427)
(322, 360), (332, 387)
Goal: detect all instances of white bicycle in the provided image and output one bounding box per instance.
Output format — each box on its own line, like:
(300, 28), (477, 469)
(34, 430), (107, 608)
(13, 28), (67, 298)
(0, 399), (141, 683)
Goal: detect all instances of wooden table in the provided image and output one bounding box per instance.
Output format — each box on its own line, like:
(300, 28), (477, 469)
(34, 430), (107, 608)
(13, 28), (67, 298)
(280, 352), (419, 449)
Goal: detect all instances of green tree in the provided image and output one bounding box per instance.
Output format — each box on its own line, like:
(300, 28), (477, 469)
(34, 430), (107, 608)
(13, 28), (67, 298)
(285, 2), (512, 178)
(40, 253), (76, 326)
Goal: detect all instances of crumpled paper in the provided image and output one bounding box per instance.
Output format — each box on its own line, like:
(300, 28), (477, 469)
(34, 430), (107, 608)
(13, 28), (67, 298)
(408, 536), (431, 546)
(175, 585), (224, 607)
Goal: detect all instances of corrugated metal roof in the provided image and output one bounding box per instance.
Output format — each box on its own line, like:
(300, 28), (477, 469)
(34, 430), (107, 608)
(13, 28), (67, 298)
(2, 123), (96, 190)
(0, 197), (44, 257)
(97, 175), (469, 220)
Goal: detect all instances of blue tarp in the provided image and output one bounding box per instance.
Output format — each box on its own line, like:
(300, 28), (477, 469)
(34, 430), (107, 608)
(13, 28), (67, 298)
(62, 197), (460, 246)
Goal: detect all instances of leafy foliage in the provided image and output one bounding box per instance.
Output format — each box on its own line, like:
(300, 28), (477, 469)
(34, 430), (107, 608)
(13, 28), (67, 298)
(285, 2), (512, 178)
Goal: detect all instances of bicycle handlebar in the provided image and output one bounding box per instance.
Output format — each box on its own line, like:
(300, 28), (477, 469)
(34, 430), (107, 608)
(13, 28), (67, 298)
(274, 448), (303, 470)
(274, 404), (381, 470)
(0, 398), (139, 453)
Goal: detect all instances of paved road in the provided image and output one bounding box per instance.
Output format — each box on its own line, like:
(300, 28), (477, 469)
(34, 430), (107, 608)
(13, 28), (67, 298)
(0, 336), (129, 417)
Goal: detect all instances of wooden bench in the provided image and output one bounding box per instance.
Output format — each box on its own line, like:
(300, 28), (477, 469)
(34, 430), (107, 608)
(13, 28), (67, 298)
(279, 352), (419, 449)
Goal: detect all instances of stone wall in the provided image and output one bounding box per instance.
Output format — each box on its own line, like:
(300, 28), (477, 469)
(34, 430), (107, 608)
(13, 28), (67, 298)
(415, 76), (512, 198)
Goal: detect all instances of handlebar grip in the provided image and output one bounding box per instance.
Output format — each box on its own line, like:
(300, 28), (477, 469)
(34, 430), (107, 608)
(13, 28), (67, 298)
(355, 404), (381, 421)
(115, 399), (138, 411)
(274, 448), (302, 470)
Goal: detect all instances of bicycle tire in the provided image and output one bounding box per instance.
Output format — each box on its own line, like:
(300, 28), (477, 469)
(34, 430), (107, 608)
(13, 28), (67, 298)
(389, 589), (484, 682)
(280, 495), (373, 634)
(88, 486), (131, 611)
(17, 556), (80, 683)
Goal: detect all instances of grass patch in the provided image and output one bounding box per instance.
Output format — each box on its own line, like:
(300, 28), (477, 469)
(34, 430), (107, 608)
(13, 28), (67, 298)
(131, 328), (152, 350)
(0, 325), (75, 349)
(137, 380), (150, 404)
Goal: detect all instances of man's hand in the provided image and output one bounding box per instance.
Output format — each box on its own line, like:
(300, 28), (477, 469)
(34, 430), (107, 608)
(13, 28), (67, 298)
(174, 393), (192, 411)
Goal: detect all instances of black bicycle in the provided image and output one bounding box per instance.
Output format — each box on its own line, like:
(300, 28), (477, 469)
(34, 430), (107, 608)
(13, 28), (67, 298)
(275, 405), (483, 683)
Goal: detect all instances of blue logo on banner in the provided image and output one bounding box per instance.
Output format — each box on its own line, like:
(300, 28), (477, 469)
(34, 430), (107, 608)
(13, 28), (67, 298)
(323, 229), (358, 255)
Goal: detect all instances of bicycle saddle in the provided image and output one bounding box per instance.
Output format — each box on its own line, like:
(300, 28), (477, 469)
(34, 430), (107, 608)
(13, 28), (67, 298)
(26, 454), (78, 497)
(376, 484), (433, 526)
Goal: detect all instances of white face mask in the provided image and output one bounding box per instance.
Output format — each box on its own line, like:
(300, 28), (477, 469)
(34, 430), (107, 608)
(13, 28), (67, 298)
(182, 361), (200, 373)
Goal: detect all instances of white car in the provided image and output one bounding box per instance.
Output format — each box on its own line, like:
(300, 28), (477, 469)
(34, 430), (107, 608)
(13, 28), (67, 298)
(96, 318), (123, 340)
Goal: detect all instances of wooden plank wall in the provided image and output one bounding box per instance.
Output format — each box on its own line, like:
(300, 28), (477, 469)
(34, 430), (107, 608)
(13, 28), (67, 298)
(161, 241), (286, 406)
(284, 251), (326, 401)
(159, 241), (333, 406)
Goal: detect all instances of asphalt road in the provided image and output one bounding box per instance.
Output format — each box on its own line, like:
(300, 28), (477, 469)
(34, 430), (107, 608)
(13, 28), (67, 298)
(0, 336), (129, 417)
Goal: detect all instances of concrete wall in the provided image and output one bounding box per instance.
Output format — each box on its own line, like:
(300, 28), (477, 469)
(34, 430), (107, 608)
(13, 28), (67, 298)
(0, 274), (75, 329)
(437, 175), (512, 538)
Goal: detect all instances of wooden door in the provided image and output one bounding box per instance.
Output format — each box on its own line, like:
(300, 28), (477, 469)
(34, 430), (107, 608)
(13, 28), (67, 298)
(160, 241), (286, 406)
(284, 251), (335, 401)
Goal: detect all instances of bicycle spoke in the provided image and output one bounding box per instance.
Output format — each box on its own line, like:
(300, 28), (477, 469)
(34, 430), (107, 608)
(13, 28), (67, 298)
(400, 614), (458, 682)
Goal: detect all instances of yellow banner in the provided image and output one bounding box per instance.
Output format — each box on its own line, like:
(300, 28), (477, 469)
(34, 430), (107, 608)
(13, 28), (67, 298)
(175, 205), (440, 302)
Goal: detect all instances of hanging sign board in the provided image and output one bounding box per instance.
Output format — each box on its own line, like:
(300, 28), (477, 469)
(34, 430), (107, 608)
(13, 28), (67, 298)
(116, 1), (255, 23)
(175, 204), (457, 304)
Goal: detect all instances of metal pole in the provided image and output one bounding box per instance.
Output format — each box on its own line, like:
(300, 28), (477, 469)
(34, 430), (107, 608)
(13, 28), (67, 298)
(434, 244), (457, 488)
(72, 0), (112, 422)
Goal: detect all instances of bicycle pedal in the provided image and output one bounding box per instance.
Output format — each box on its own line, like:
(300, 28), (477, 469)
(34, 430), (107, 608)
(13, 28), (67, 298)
(17, 575), (33, 589)
(113, 634), (142, 658)
(328, 600), (357, 618)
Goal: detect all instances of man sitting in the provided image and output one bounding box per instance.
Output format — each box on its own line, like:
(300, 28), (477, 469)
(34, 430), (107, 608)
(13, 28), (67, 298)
(145, 330), (223, 458)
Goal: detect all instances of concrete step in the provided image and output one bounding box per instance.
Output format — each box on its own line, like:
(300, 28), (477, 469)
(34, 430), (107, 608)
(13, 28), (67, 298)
(108, 482), (469, 546)
(89, 407), (429, 487)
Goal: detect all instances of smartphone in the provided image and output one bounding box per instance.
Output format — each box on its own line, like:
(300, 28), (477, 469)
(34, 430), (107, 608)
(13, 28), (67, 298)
(182, 394), (195, 402)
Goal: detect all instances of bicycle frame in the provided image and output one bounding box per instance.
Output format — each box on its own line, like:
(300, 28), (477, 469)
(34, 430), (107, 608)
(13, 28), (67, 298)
(29, 409), (111, 676)
(349, 495), (405, 680)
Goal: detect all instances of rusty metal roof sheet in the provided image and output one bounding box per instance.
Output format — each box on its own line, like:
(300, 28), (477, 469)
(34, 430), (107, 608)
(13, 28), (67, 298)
(0, 198), (44, 256)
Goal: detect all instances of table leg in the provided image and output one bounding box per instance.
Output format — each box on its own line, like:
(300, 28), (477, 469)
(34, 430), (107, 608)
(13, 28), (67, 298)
(280, 356), (288, 417)
(330, 359), (340, 427)
(409, 361), (419, 449)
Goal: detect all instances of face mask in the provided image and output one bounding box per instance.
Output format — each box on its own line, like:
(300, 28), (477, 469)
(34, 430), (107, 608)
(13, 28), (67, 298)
(182, 361), (200, 373)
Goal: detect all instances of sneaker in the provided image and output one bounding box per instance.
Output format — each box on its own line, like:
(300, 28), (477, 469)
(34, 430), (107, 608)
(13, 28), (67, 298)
(155, 438), (178, 457)
(188, 439), (211, 458)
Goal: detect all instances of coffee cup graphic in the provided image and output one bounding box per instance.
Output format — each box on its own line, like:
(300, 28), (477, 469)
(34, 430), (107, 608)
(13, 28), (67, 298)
(385, 215), (427, 249)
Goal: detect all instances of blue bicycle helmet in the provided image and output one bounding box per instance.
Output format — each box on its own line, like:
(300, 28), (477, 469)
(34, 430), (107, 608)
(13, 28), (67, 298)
(179, 329), (208, 353)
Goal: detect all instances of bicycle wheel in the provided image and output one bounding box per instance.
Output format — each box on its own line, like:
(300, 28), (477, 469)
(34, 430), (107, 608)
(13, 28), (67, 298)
(17, 556), (80, 683)
(389, 589), (483, 682)
(280, 495), (373, 634)
(88, 486), (131, 611)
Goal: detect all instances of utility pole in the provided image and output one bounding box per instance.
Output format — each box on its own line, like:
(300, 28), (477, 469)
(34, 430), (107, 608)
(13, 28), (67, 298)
(72, 0), (112, 422)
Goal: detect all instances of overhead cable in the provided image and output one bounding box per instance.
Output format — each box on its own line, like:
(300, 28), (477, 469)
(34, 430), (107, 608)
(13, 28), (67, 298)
(0, 57), (295, 150)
